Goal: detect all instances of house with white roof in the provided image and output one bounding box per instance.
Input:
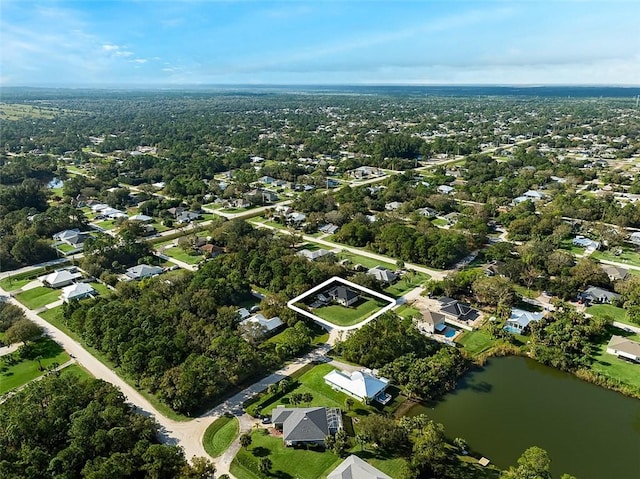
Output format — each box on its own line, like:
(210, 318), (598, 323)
(572, 235), (601, 252)
(629, 231), (640, 246)
(240, 313), (284, 333)
(367, 266), (398, 284)
(324, 369), (390, 404)
(297, 249), (332, 261)
(40, 269), (82, 288)
(61, 283), (96, 302)
(437, 185), (455, 195)
(504, 308), (545, 334)
(128, 213), (153, 223)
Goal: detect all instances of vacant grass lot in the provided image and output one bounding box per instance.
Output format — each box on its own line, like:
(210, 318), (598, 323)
(592, 248), (640, 268)
(203, 416), (239, 457)
(313, 298), (388, 327)
(231, 428), (342, 479)
(384, 273), (429, 297)
(59, 363), (93, 381)
(164, 247), (203, 265)
(587, 304), (634, 326)
(337, 251), (396, 270)
(0, 267), (47, 291)
(457, 330), (496, 356)
(89, 282), (112, 297)
(0, 338), (70, 394)
(15, 287), (62, 309)
(94, 220), (118, 230)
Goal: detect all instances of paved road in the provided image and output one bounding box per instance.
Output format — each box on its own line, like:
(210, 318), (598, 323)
(254, 221), (449, 280)
(2, 280), (333, 472)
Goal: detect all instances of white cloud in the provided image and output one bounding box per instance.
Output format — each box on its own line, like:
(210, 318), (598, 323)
(102, 44), (120, 52)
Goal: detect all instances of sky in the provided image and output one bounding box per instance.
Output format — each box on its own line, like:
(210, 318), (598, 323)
(1, 0), (639, 86)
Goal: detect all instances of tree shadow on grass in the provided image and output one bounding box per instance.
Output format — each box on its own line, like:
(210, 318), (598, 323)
(251, 446), (270, 458)
(270, 471), (293, 479)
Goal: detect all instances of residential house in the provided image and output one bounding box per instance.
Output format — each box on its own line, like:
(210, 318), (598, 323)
(52, 229), (91, 248)
(176, 211), (201, 224)
(367, 266), (398, 284)
(328, 285), (359, 307)
(128, 214), (153, 223)
(327, 455), (391, 479)
(258, 175), (276, 184)
(125, 264), (164, 280)
(443, 212), (460, 225)
(579, 286), (621, 304)
(523, 190), (545, 201)
(419, 310), (446, 334)
(240, 313), (284, 334)
(349, 166), (380, 179)
(438, 297), (479, 322)
(287, 212), (307, 226)
(198, 244), (225, 258)
(272, 407), (343, 447)
(504, 308), (545, 334)
(606, 335), (640, 362)
(166, 206), (186, 217)
(629, 231), (640, 246)
(385, 201), (403, 211)
(601, 264), (629, 282)
(572, 236), (601, 251)
(297, 249), (332, 261)
(61, 283), (96, 302)
(417, 207), (438, 218)
(40, 269), (82, 289)
(324, 369), (390, 404)
(319, 224), (339, 235)
(437, 185), (454, 195)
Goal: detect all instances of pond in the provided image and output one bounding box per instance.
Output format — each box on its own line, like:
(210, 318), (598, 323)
(409, 356), (640, 479)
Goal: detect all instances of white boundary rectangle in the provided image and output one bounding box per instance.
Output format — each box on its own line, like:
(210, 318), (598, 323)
(287, 276), (397, 331)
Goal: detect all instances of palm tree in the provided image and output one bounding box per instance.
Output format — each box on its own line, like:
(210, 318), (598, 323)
(259, 457), (272, 475)
(239, 433), (252, 449)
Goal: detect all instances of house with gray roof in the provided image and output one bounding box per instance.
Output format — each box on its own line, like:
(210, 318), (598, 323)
(579, 286), (621, 304)
(607, 335), (640, 362)
(271, 407), (342, 447)
(53, 229), (91, 248)
(601, 264), (629, 282)
(438, 297), (478, 322)
(367, 266), (398, 284)
(328, 285), (359, 307)
(327, 455), (391, 479)
(420, 310), (446, 334)
(125, 264), (164, 280)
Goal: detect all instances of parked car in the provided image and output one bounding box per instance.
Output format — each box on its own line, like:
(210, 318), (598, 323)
(261, 416), (271, 424)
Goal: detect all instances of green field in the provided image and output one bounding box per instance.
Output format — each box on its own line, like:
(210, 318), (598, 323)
(384, 272), (429, 297)
(55, 243), (77, 254)
(89, 282), (112, 297)
(231, 428), (342, 479)
(0, 338), (70, 394)
(164, 247), (203, 265)
(59, 363), (93, 381)
(396, 305), (421, 320)
(432, 218), (448, 227)
(457, 329), (496, 356)
(587, 304), (633, 326)
(336, 251), (396, 271)
(203, 416), (239, 457)
(0, 103), (64, 120)
(591, 331), (640, 390)
(94, 220), (118, 230)
(15, 287), (62, 309)
(313, 298), (388, 327)
(592, 249), (640, 268)
(0, 267), (47, 291)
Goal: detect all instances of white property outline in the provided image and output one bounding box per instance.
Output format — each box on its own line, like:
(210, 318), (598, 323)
(287, 276), (397, 331)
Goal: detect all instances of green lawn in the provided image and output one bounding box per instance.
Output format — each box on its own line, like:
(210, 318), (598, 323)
(0, 338), (70, 394)
(587, 304), (633, 326)
(313, 298), (388, 327)
(94, 220), (118, 230)
(164, 247), (203, 265)
(15, 287), (62, 309)
(457, 330), (496, 356)
(89, 282), (112, 297)
(432, 218), (448, 227)
(0, 267), (47, 291)
(384, 272), (429, 297)
(344, 450), (407, 479)
(591, 331), (640, 390)
(336, 251), (397, 271)
(203, 415), (239, 457)
(59, 363), (93, 381)
(592, 248), (640, 268)
(231, 429), (342, 479)
(396, 305), (421, 320)
(55, 243), (77, 254)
